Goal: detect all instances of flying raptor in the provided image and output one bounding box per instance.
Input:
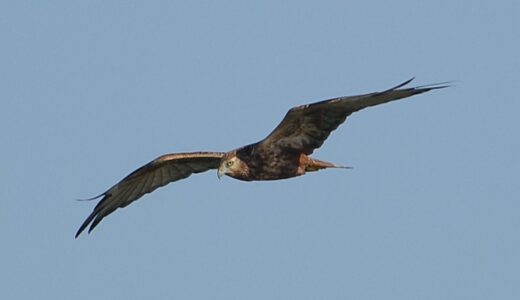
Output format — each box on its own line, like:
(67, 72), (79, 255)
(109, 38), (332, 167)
(75, 78), (447, 237)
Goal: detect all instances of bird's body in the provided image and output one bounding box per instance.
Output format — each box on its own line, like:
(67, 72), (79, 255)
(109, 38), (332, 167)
(220, 143), (344, 181)
(76, 78), (448, 237)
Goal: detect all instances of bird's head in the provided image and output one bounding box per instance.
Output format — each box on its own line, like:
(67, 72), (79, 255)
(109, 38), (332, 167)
(217, 153), (249, 180)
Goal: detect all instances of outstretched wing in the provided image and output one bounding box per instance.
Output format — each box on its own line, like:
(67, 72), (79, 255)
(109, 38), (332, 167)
(76, 152), (225, 237)
(259, 78), (448, 155)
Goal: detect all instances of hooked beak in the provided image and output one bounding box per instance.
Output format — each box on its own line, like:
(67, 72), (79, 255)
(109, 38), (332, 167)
(217, 167), (224, 179)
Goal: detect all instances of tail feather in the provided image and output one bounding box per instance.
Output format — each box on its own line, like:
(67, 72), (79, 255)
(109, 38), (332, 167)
(306, 158), (351, 172)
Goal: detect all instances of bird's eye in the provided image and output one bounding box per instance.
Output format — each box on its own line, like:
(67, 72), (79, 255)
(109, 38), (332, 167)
(226, 160), (234, 168)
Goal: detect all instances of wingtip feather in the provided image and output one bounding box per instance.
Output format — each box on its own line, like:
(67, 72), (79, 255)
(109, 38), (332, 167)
(413, 80), (454, 90)
(385, 77), (415, 92)
(75, 217), (91, 238)
(75, 193), (105, 202)
(388, 78), (453, 93)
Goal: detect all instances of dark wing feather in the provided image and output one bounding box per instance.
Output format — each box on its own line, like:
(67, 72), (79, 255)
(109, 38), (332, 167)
(259, 78), (448, 155)
(75, 152), (225, 237)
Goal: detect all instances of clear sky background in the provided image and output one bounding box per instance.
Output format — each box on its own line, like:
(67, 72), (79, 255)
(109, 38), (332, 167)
(1, 1), (519, 299)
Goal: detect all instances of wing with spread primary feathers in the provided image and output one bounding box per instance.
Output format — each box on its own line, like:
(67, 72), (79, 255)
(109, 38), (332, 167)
(259, 78), (448, 155)
(75, 152), (225, 237)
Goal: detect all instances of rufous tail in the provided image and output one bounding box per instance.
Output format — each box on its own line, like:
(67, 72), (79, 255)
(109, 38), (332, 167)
(306, 158), (351, 172)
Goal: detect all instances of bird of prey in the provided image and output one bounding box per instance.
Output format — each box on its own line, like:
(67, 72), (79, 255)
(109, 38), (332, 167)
(75, 78), (447, 237)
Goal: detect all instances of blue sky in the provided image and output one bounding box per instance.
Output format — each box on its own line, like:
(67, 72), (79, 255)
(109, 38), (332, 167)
(1, 1), (519, 299)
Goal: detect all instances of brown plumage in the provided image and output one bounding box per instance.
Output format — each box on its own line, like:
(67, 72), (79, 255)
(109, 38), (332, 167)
(75, 78), (448, 237)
